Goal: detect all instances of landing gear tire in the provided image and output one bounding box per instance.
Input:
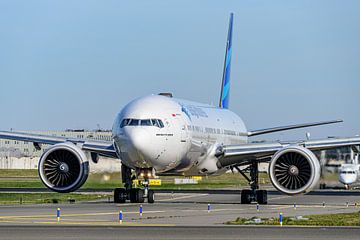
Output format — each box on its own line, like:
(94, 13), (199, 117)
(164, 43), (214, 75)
(241, 189), (252, 204)
(116, 166), (156, 204)
(241, 189), (268, 204)
(236, 162), (268, 205)
(148, 190), (155, 204)
(130, 188), (145, 203)
(138, 189), (145, 203)
(114, 188), (126, 203)
(319, 183), (326, 189)
(256, 190), (268, 204)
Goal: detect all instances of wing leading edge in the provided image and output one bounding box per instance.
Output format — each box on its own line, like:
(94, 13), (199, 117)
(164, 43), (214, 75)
(247, 119), (343, 137)
(0, 131), (117, 158)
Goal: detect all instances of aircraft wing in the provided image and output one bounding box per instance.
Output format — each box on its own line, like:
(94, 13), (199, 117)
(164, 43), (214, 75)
(247, 119), (343, 136)
(217, 136), (360, 168)
(0, 131), (117, 158)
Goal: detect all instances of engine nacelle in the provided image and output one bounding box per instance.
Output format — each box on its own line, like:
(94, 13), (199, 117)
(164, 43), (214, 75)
(269, 146), (320, 195)
(38, 142), (89, 193)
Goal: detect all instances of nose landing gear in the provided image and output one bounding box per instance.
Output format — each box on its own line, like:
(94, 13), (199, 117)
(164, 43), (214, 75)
(114, 165), (156, 204)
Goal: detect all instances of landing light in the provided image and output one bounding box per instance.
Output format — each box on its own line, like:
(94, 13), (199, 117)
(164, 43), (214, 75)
(137, 168), (155, 179)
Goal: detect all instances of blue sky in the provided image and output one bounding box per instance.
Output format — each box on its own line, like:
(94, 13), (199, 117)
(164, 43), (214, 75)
(0, 1), (359, 141)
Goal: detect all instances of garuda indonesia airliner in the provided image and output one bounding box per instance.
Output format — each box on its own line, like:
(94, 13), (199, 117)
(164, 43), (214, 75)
(1, 13), (359, 204)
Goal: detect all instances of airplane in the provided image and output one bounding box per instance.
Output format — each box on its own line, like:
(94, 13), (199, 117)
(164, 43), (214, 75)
(339, 153), (360, 189)
(0, 13), (359, 204)
(339, 164), (359, 189)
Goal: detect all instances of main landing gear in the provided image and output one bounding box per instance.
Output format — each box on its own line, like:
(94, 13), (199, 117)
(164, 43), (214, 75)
(233, 162), (268, 204)
(114, 165), (155, 204)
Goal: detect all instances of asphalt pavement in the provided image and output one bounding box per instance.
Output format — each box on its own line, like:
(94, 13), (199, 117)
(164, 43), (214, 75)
(0, 191), (360, 239)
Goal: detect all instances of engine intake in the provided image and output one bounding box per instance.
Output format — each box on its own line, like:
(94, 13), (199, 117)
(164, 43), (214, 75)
(269, 146), (320, 195)
(38, 142), (89, 193)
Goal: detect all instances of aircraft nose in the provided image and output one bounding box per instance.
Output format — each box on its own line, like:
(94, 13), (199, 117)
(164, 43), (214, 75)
(127, 128), (152, 159)
(128, 128), (150, 150)
(339, 175), (355, 184)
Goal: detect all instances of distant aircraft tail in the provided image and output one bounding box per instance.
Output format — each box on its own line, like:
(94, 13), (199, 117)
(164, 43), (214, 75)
(219, 13), (234, 109)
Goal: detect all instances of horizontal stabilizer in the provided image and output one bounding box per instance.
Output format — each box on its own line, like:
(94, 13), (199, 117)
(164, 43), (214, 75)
(247, 119), (343, 137)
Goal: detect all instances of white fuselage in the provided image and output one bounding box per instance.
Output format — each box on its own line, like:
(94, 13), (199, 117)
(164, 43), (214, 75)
(339, 164), (359, 186)
(112, 95), (247, 175)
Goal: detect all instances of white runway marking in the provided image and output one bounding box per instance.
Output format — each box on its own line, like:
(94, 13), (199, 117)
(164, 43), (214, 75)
(268, 195), (292, 201)
(270, 205), (293, 210)
(181, 208), (247, 213)
(158, 193), (209, 202)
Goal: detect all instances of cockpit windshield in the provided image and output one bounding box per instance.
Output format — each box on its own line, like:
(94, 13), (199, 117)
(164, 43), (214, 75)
(120, 118), (164, 128)
(129, 119), (140, 126)
(140, 119), (152, 126)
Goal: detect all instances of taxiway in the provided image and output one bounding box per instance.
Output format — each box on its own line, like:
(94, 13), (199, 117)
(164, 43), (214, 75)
(0, 191), (360, 239)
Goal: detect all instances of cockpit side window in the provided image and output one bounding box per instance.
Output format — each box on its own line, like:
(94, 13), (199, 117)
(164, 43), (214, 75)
(151, 119), (159, 127)
(120, 119), (130, 128)
(158, 120), (164, 128)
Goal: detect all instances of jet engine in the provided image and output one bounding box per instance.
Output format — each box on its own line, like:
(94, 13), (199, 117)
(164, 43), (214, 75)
(269, 146), (320, 195)
(38, 142), (89, 193)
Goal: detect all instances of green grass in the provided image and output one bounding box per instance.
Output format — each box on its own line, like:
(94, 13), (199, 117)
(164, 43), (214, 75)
(0, 169), (38, 177)
(0, 192), (110, 205)
(226, 211), (360, 226)
(0, 169), (271, 190)
(0, 169), (340, 190)
(83, 172), (271, 190)
(322, 172), (340, 181)
(0, 180), (44, 188)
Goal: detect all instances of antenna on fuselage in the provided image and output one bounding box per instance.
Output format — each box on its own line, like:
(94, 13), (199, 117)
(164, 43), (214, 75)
(219, 13), (234, 109)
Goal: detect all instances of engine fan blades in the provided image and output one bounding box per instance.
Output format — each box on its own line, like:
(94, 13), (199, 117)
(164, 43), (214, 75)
(43, 150), (80, 188)
(274, 152), (311, 190)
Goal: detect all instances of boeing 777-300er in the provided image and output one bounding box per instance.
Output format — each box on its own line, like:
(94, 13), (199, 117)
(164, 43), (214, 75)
(1, 13), (359, 204)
